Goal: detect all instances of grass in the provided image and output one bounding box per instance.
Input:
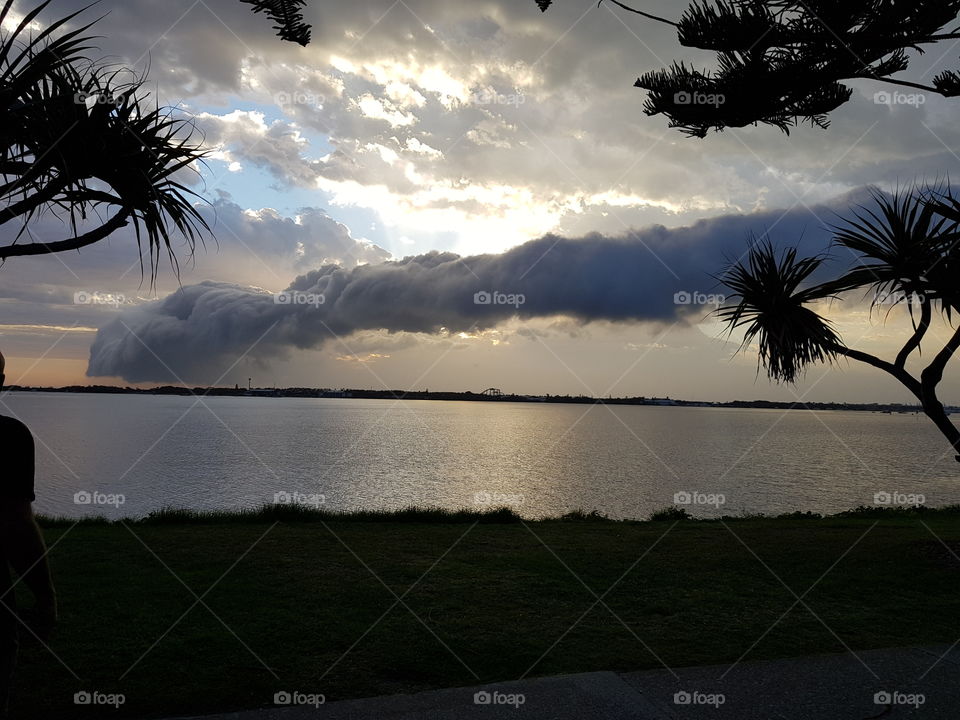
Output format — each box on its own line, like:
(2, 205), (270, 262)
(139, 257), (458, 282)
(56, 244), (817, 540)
(11, 505), (960, 718)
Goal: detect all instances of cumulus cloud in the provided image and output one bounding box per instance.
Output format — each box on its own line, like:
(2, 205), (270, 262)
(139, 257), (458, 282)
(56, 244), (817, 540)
(29, 0), (960, 258)
(0, 198), (389, 296)
(86, 194), (861, 383)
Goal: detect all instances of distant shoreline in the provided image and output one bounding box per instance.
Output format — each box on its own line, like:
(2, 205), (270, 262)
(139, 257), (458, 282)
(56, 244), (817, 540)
(33, 503), (960, 527)
(5, 384), (955, 414)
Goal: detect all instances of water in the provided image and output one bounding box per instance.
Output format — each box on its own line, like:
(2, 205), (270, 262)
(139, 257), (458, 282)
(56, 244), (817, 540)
(3, 392), (959, 519)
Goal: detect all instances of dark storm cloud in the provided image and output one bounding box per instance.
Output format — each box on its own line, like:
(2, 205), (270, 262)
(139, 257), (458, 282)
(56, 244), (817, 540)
(87, 193), (867, 383)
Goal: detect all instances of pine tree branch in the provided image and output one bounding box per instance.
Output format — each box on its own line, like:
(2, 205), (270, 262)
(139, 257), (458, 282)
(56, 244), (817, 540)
(599, 0), (678, 27)
(240, 0), (312, 46)
(874, 76), (942, 94)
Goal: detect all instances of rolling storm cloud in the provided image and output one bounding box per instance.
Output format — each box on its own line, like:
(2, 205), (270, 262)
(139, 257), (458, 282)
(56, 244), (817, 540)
(86, 196), (859, 383)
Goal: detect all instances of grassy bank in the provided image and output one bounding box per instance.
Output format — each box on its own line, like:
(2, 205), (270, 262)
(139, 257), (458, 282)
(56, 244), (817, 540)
(12, 506), (960, 718)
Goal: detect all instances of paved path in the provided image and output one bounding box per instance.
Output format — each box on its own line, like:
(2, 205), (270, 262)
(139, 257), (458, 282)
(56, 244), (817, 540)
(171, 644), (960, 720)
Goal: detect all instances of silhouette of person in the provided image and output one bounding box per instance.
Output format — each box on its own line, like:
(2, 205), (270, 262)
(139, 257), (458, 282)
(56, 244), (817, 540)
(0, 351), (56, 717)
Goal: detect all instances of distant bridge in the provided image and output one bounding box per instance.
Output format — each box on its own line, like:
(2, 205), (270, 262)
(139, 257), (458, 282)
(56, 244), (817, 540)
(481, 388), (503, 397)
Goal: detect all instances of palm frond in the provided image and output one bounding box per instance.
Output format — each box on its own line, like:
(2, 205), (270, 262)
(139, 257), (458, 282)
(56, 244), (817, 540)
(0, 3), (211, 279)
(717, 237), (842, 383)
(817, 186), (960, 319)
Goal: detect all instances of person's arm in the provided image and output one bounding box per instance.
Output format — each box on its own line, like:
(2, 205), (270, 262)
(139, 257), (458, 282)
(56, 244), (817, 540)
(0, 501), (56, 637)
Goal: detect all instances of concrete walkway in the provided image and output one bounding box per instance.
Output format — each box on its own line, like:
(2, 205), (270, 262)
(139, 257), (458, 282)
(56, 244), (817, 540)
(173, 644), (960, 720)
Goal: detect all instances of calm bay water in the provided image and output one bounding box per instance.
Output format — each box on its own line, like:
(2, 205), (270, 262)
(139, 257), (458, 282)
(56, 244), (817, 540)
(4, 392), (960, 519)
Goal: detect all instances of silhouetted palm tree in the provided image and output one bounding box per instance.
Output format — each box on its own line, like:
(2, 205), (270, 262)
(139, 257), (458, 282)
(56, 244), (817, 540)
(1, 0), (210, 280)
(718, 186), (960, 462)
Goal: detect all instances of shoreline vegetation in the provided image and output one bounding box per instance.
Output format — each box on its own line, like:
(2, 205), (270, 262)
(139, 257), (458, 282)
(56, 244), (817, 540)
(18, 503), (960, 718)
(7, 385), (957, 414)
(34, 502), (960, 526)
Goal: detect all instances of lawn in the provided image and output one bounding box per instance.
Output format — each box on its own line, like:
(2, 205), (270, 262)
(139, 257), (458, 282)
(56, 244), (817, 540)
(10, 506), (960, 718)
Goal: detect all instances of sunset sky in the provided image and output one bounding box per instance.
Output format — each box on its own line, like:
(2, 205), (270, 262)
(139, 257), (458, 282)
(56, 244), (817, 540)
(3, 0), (960, 402)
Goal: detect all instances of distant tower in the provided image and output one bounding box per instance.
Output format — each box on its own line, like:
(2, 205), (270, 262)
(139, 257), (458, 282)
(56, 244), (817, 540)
(248, 377), (252, 391)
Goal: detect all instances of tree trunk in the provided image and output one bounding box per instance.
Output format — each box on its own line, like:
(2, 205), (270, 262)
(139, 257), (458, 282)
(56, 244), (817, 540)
(921, 398), (960, 463)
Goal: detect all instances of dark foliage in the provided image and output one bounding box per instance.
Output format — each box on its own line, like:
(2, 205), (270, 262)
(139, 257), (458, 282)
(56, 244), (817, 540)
(0, 1), (210, 278)
(241, 0), (312, 46)
(537, 1), (960, 137)
(718, 238), (840, 383)
(718, 185), (960, 460)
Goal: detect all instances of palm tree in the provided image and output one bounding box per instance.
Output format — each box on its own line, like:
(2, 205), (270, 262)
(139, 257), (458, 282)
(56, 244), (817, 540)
(718, 185), (960, 462)
(1, 0), (210, 279)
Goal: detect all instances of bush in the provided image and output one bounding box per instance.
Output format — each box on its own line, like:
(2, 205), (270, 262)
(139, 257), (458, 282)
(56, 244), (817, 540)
(649, 506), (691, 522)
(558, 509), (612, 522)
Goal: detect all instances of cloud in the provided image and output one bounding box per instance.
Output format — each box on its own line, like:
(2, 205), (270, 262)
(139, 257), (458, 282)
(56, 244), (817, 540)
(21, 0), (960, 260)
(0, 198), (390, 371)
(86, 194), (861, 383)
(0, 198), (390, 295)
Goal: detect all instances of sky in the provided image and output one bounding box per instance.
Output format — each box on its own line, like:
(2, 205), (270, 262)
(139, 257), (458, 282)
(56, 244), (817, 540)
(3, 0), (960, 402)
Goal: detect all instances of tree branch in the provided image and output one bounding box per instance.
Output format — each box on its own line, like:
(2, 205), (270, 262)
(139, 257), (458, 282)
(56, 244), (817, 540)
(599, 0), (678, 26)
(896, 298), (932, 369)
(0, 210), (129, 258)
(0, 161), (35, 176)
(921, 323), (960, 391)
(874, 76), (941, 94)
(913, 324), (960, 463)
(0, 175), (71, 225)
(835, 341), (960, 460)
(832, 344), (922, 399)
